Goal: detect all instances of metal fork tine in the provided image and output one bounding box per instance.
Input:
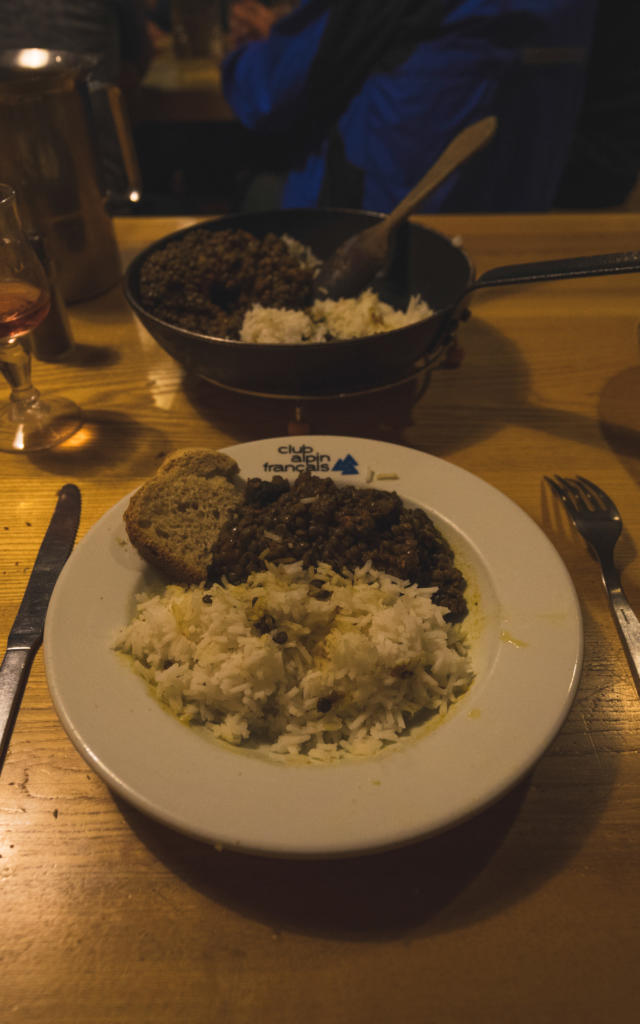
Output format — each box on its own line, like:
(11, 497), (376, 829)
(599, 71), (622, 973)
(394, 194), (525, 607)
(576, 476), (620, 516)
(570, 476), (600, 511)
(545, 471), (640, 697)
(544, 476), (578, 523)
(555, 475), (588, 513)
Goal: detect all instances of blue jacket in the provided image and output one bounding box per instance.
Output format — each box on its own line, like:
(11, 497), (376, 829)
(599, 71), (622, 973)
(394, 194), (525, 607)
(223, 0), (598, 212)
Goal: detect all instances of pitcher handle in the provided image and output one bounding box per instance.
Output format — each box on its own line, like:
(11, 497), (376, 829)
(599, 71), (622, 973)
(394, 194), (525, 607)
(87, 80), (142, 204)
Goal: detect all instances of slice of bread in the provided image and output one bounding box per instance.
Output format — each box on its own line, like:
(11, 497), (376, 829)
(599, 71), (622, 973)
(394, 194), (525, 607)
(153, 447), (238, 480)
(124, 448), (242, 583)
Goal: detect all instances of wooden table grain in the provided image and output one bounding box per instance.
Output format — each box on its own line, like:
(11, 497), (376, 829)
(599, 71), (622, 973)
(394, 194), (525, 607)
(1, 212), (639, 1023)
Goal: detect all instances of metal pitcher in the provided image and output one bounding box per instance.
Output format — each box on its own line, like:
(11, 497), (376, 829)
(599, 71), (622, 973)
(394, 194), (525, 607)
(0, 48), (141, 303)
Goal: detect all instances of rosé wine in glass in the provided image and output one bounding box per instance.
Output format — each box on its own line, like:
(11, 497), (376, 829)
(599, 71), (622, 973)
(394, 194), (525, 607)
(0, 184), (82, 452)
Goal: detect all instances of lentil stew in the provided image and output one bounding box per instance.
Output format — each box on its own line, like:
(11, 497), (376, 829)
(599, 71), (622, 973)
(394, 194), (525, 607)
(207, 472), (468, 622)
(138, 228), (316, 339)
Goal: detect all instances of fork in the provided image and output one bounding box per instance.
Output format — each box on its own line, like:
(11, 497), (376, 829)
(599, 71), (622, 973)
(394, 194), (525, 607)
(545, 475), (640, 695)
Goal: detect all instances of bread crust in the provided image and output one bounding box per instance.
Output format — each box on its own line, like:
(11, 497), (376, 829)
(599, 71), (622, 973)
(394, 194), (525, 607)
(154, 447), (238, 480)
(124, 448), (242, 583)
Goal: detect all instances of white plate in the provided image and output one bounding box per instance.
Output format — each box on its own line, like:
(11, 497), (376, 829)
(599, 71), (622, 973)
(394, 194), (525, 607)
(44, 437), (582, 858)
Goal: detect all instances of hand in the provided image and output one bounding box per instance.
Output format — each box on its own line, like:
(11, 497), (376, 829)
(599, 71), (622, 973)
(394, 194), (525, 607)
(227, 1), (283, 49)
(145, 18), (172, 55)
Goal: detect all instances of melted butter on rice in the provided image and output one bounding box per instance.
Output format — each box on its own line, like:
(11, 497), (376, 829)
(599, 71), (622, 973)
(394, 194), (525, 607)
(114, 561), (473, 761)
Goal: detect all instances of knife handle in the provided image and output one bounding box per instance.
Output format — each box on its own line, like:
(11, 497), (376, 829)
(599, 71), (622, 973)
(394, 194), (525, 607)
(0, 646), (36, 771)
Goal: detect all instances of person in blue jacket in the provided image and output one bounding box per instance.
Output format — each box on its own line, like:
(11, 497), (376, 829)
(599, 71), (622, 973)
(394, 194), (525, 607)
(222, 0), (598, 213)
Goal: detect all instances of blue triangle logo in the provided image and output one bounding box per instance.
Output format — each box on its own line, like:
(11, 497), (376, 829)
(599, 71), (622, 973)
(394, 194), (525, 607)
(332, 454), (359, 475)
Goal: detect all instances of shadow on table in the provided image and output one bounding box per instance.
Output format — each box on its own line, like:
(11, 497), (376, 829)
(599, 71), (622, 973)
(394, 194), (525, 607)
(180, 317), (640, 464)
(33, 340), (120, 370)
(182, 365), (441, 444)
(599, 364), (640, 488)
(118, 725), (617, 941)
(117, 781), (525, 939)
(69, 287), (132, 326)
(26, 410), (167, 476)
(424, 322), (640, 469)
(179, 317), (528, 448)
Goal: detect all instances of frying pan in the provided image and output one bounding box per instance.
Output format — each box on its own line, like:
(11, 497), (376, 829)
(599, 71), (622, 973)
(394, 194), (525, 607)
(123, 209), (640, 399)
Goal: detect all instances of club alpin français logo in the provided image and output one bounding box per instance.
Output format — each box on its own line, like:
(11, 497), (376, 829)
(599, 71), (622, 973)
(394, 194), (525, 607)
(262, 444), (359, 475)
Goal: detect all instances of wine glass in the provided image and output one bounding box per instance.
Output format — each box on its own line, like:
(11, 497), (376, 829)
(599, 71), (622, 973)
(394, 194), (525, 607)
(0, 183), (83, 452)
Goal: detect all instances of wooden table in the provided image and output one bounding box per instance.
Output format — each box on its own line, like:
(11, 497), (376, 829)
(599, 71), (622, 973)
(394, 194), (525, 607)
(1, 212), (639, 1023)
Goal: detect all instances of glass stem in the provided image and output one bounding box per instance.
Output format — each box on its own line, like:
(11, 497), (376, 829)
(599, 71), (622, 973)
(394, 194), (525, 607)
(0, 336), (41, 415)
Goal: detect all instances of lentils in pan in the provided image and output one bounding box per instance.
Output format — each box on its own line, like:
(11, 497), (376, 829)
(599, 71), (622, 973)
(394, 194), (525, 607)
(138, 228), (316, 338)
(207, 473), (468, 622)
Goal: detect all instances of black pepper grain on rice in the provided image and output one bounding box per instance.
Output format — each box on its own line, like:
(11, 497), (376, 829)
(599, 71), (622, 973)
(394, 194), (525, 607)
(254, 613), (276, 635)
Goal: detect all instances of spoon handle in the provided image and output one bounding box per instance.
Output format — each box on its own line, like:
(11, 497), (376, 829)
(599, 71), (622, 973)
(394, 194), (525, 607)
(382, 115), (498, 234)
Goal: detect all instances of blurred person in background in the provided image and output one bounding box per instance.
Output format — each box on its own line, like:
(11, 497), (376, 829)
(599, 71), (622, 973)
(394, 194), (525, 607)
(227, 0), (296, 48)
(554, 0), (640, 209)
(144, 0), (172, 47)
(222, 0), (599, 213)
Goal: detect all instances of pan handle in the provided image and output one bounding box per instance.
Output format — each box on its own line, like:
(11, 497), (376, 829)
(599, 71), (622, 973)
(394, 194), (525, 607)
(471, 250), (640, 290)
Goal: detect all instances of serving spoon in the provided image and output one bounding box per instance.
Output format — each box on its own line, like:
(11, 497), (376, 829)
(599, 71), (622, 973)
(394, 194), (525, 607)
(313, 115), (497, 301)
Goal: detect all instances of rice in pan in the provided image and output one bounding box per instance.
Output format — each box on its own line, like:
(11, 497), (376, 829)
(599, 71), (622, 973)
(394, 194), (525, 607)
(115, 560), (473, 761)
(239, 290), (432, 345)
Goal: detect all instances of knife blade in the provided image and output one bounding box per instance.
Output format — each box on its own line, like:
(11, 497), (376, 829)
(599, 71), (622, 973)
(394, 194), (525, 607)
(0, 483), (81, 772)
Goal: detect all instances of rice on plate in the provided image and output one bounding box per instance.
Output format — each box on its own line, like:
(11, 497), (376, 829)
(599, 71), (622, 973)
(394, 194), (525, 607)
(114, 559), (474, 762)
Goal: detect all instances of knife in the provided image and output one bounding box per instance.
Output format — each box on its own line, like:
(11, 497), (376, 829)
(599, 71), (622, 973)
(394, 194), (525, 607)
(0, 483), (81, 772)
